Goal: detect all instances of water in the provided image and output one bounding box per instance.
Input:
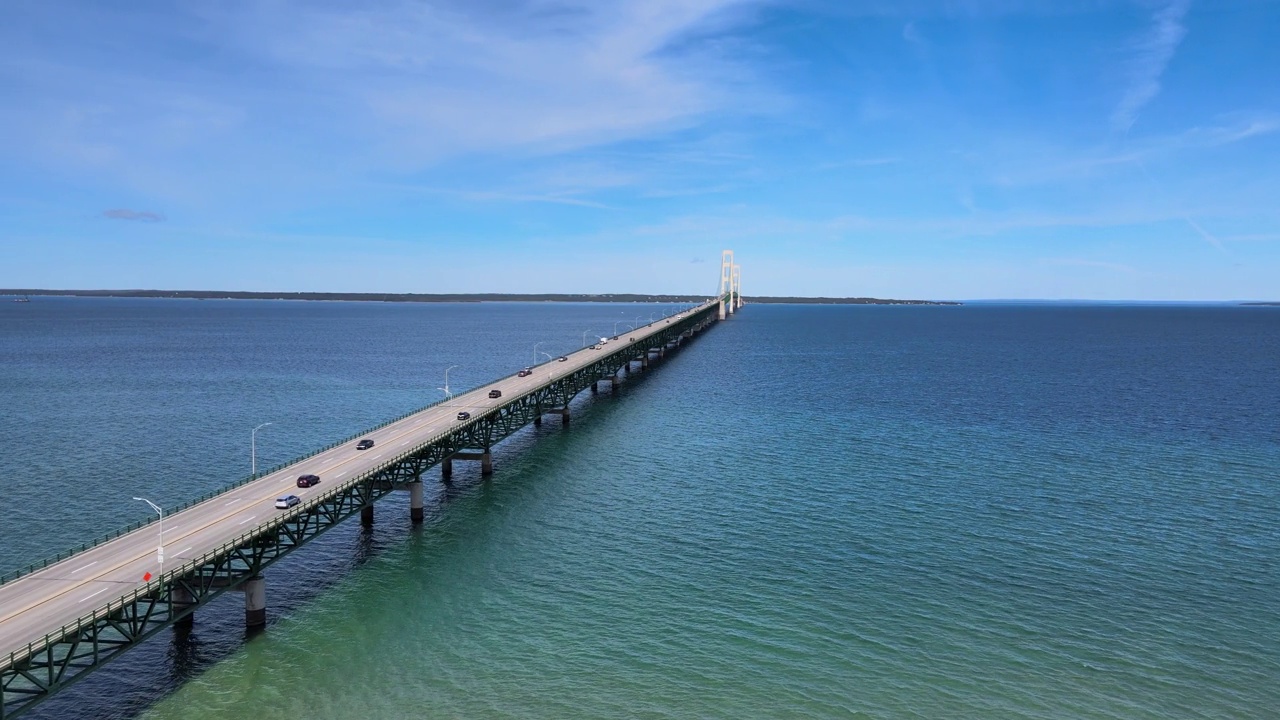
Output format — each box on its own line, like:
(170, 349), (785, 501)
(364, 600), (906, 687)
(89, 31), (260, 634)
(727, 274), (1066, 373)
(1, 299), (1278, 719)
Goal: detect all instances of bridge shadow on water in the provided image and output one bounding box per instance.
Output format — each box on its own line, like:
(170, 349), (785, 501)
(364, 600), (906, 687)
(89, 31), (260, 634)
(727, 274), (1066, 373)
(21, 352), (679, 720)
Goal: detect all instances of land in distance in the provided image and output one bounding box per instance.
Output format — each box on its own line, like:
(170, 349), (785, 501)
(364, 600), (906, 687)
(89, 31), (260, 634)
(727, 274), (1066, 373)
(2, 289), (962, 305)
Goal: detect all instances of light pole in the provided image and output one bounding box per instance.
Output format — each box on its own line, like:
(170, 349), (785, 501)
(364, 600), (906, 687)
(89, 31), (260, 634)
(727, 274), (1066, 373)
(440, 364), (458, 399)
(133, 496), (164, 572)
(581, 329), (594, 348)
(635, 315), (644, 329)
(614, 320), (626, 336)
(534, 342), (545, 365)
(251, 422), (272, 476)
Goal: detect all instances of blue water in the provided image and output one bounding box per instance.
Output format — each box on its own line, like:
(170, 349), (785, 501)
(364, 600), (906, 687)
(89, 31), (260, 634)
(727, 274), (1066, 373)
(1, 299), (1278, 719)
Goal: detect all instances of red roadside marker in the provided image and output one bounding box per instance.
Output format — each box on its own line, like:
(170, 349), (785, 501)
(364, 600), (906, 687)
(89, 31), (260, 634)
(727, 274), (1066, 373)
(143, 572), (152, 581)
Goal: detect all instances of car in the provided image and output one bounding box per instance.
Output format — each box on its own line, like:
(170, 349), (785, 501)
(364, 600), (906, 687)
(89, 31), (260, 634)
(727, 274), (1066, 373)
(629, 337), (634, 342)
(296, 474), (320, 488)
(518, 368), (532, 377)
(488, 389), (502, 399)
(356, 438), (375, 450)
(557, 356), (568, 362)
(275, 494), (301, 509)
(457, 411), (471, 421)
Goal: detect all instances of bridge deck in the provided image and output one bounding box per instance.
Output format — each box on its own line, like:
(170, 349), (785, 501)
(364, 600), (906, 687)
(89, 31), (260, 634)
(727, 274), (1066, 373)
(0, 304), (714, 664)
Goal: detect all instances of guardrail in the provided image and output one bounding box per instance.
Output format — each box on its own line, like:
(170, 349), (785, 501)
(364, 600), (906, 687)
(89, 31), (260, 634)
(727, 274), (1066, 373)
(0, 303), (716, 588)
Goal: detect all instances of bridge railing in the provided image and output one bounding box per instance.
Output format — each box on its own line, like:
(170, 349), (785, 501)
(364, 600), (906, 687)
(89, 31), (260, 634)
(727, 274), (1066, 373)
(0, 303), (718, 588)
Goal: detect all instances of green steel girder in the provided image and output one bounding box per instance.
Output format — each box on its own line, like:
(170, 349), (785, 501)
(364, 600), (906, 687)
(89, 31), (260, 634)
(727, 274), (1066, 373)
(0, 304), (721, 719)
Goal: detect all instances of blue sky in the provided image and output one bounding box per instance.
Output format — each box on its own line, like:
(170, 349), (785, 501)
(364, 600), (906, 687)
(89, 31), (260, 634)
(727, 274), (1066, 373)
(1, 0), (1277, 300)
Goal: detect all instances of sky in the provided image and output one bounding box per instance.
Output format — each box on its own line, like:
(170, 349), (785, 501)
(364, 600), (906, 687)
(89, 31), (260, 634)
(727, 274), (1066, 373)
(1, 0), (1278, 300)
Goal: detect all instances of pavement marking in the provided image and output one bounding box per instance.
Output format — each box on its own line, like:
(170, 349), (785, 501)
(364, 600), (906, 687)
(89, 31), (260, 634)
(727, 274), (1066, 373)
(238, 516), (258, 526)
(179, 547), (193, 555)
(224, 498), (241, 506)
(78, 587), (110, 604)
(372, 453), (383, 459)
(71, 561), (98, 574)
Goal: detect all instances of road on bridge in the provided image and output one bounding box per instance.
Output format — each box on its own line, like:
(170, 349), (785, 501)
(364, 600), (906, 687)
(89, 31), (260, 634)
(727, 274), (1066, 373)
(0, 308), (704, 661)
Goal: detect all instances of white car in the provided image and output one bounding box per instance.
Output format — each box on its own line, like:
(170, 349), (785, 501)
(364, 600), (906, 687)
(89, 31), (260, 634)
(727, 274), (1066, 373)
(275, 495), (301, 510)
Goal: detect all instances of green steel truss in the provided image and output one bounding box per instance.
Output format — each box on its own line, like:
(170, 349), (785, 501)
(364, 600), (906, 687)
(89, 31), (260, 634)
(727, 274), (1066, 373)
(0, 306), (720, 719)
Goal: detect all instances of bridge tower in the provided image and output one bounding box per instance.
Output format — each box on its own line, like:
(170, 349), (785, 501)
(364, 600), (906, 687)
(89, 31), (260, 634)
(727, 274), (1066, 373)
(719, 249), (734, 319)
(732, 264), (741, 310)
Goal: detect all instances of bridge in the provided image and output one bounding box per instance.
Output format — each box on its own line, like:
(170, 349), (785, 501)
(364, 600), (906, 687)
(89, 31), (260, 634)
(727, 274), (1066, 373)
(0, 258), (744, 718)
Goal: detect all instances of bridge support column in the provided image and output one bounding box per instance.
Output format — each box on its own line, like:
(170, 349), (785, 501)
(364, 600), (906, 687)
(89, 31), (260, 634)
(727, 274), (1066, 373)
(641, 355), (649, 370)
(610, 375), (618, 389)
(447, 450), (493, 476)
(172, 587), (195, 629)
(409, 481), (424, 523)
(361, 504), (374, 526)
(533, 414), (542, 426)
(591, 381), (598, 393)
(441, 458), (453, 481)
(244, 575), (266, 628)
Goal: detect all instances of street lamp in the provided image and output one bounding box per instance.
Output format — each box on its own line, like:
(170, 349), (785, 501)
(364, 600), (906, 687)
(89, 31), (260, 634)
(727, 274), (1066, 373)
(635, 315), (644, 329)
(133, 496), (164, 572)
(534, 341), (545, 365)
(614, 320), (626, 335)
(251, 422), (272, 476)
(581, 329), (594, 348)
(440, 364), (459, 399)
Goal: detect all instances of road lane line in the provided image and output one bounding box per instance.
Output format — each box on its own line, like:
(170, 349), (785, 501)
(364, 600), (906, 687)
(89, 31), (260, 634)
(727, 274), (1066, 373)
(71, 561), (98, 574)
(238, 516), (258, 526)
(224, 499), (241, 506)
(79, 586), (110, 602)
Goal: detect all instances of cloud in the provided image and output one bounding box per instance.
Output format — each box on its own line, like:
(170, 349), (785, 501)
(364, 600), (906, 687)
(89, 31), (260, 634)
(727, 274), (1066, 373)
(102, 208), (164, 222)
(1112, 0), (1191, 133)
(1183, 216), (1226, 253)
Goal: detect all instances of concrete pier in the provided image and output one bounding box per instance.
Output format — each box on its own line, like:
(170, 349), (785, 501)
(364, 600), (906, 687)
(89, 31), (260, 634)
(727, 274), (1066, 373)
(171, 587), (195, 629)
(448, 450), (493, 476)
(409, 481), (424, 523)
(243, 576), (266, 628)
(361, 505), (374, 526)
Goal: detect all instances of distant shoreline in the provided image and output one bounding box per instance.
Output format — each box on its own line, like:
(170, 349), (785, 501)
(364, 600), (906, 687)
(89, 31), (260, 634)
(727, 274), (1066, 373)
(1, 289), (961, 306)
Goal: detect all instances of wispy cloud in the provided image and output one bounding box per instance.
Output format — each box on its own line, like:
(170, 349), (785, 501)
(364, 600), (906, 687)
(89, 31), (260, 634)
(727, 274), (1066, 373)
(1112, 0), (1191, 133)
(102, 208), (164, 222)
(1183, 216), (1226, 253)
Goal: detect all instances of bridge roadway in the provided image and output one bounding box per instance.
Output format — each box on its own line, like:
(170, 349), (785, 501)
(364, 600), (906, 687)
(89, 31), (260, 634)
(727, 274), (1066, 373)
(0, 304), (713, 664)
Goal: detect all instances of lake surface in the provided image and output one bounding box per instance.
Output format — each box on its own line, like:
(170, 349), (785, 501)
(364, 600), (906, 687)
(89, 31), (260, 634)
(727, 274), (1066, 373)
(1, 298), (1278, 719)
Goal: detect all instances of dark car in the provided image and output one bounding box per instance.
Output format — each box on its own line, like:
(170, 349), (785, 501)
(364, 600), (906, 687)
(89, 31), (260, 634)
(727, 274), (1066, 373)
(457, 411), (471, 421)
(557, 356), (568, 362)
(629, 337), (634, 342)
(296, 474), (320, 488)
(488, 389), (502, 399)
(518, 368), (532, 377)
(356, 438), (375, 450)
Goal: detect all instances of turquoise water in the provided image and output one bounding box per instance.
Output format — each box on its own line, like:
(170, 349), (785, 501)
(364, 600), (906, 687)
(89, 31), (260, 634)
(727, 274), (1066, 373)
(2, 299), (1278, 718)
